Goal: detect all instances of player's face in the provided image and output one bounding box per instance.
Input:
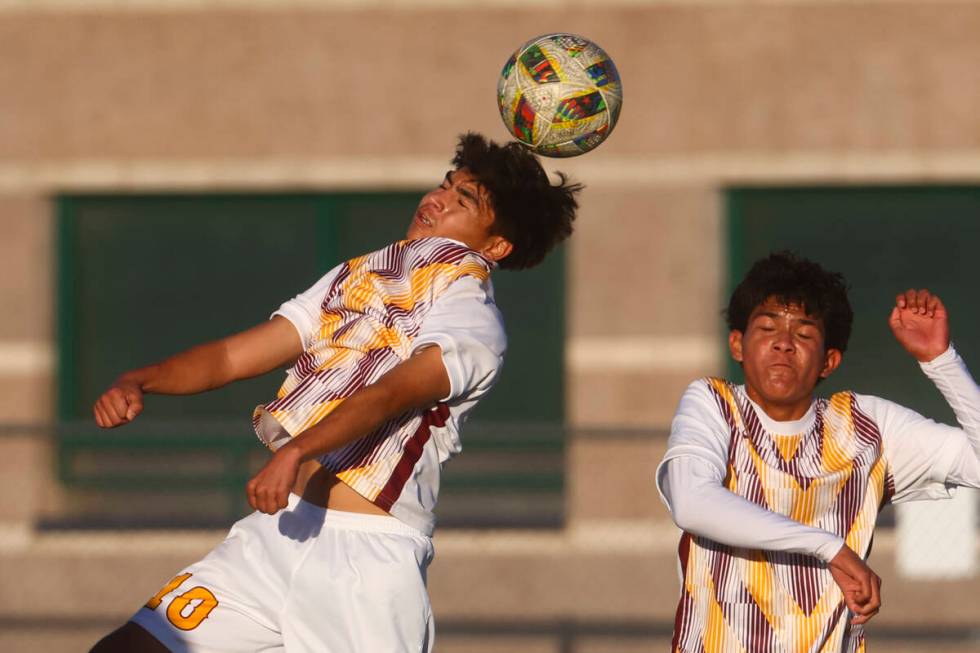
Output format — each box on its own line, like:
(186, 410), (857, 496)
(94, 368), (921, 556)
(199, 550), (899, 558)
(728, 298), (842, 420)
(407, 169), (509, 260)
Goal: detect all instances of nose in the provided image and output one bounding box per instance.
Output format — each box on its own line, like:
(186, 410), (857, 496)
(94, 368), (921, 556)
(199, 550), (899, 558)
(423, 188), (448, 212)
(772, 330), (795, 352)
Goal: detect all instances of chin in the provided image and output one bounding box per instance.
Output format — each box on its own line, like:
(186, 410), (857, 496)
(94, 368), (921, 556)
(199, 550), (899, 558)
(758, 383), (801, 403)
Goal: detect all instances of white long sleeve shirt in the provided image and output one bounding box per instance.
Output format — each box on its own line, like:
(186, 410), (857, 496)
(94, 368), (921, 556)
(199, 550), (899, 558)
(656, 345), (980, 562)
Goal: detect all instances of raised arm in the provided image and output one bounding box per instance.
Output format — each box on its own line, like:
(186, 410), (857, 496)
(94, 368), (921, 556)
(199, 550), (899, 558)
(888, 288), (980, 488)
(245, 345), (451, 514)
(888, 288), (950, 363)
(93, 316), (303, 428)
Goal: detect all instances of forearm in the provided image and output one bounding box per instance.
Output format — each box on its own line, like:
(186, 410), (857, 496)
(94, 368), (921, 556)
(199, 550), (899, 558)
(246, 344), (450, 514)
(923, 346), (980, 447)
(282, 384), (404, 462)
(922, 345), (980, 481)
(118, 317), (303, 397)
(119, 340), (235, 396)
(666, 457), (844, 562)
(280, 344), (451, 462)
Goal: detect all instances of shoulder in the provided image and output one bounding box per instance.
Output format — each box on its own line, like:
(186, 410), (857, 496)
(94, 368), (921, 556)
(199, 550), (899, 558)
(418, 275), (506, 355)
(661, 377), (736, 478)
(673, 377), (738, 426)
(849, 391), (904, 420)
(682, 376), (736, 410)
(701, 376), (735, 396)
(404, 238), (494, 277)
(402, 237), (490, 262)
(347, 240), (493, 292)
(845, 391), (931, 441)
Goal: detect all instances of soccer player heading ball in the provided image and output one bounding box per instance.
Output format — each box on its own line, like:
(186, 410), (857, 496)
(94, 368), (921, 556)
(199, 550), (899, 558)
(658, 252), (980, 652)
(89, 133), (582, 653)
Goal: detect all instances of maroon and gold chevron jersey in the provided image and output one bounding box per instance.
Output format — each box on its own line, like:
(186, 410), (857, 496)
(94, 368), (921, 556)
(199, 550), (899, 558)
(672, 378), (894, 653)
(253, 237), (499, 533)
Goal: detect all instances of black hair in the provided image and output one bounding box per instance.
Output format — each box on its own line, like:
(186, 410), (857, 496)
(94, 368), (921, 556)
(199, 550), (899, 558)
(451, 132), (582, 270)
(725, 251), (853, 353)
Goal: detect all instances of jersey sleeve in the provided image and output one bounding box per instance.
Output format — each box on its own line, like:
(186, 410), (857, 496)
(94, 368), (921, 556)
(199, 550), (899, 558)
(664, 457), (845, 562)
(656, 380), (844, 561)
(867, 345), (980, 503)
(411, 275), (506, 404)
(655, 379), (734, 503)
(921, 344), (980, 487)
(270, 265), (343, 350)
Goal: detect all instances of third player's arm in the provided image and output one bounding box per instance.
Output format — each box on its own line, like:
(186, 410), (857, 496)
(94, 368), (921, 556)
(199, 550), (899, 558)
(245, 345), (451, 514)
(889, 288), (980, 486)
(664, 456), (881, 623)
(659, 381), (882, 623)
(93, 316), (303, 428)
(665, 457), (845, 561)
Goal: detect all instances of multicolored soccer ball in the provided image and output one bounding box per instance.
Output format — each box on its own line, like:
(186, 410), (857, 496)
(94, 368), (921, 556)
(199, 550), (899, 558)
(497, 33), (623, 158)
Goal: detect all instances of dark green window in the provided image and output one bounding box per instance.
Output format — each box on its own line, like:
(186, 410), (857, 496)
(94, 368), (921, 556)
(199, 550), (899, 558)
(56, 193), (565, 528)
(728, 186), (980, 423)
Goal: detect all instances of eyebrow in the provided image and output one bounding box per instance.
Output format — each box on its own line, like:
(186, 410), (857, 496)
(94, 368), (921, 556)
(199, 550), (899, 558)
(445, 170), (481, 208)
(458, 184), (480, 207)
(753, 311), (820, 326)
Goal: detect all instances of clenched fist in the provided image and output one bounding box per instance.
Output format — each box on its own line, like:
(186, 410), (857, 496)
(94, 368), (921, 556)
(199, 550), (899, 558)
(93, 379), (144, 428)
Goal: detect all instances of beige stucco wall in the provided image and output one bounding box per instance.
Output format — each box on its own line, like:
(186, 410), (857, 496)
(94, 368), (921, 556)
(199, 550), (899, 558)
(4, 1), (980, 431)
(0, 2), (978, 650)
(3, 3), (980, 158)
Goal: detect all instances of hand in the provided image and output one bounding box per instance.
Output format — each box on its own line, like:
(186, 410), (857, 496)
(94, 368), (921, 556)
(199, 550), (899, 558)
(888, 288), (950, 363)
(828, 545), (882, 625)
(246, 444), (302, 515)
(93, 378), (144, 428)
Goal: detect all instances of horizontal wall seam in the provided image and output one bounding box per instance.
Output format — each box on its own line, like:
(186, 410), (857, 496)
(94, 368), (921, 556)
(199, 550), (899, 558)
(567, 336), (719, 373)
(6, 151), (980, 192)
(0, 335), (719, 375)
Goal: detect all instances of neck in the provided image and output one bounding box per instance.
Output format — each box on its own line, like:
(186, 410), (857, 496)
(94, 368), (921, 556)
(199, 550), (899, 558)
(744, 386), (813, 422)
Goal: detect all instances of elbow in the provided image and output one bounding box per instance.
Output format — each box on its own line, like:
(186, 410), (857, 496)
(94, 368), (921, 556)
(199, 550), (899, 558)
(669, 509), (688, 532)
(211, 340), (245, 388)
(671, 511), (699, 534)
(667, 494), (704, 534)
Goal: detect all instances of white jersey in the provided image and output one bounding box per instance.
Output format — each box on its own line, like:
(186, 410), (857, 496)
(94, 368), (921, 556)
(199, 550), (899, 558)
(657, 345), (980, 555)
(656, 345), (980, 652)
(254, 237), (506, 534)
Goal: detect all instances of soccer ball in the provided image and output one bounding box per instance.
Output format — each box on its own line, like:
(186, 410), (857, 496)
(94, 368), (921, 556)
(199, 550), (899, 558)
(497, 33), (623, 158)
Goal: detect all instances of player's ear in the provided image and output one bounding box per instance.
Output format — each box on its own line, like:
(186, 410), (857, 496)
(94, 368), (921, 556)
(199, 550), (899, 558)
(482, 236), (513, 264)
(728, 330), (744, 363)
(820, 348), (842, 379)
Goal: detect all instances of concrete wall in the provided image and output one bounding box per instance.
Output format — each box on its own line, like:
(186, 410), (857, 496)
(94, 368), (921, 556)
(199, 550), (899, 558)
(0, 1), (978, 651)
(6, 1), (980, 431)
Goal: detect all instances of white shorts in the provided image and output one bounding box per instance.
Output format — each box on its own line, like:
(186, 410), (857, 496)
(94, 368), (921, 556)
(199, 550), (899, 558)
(131, 494), (435, 653)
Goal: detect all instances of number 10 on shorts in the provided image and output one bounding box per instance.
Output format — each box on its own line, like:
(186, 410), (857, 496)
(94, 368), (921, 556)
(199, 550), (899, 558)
(146, 573), (219, 631)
